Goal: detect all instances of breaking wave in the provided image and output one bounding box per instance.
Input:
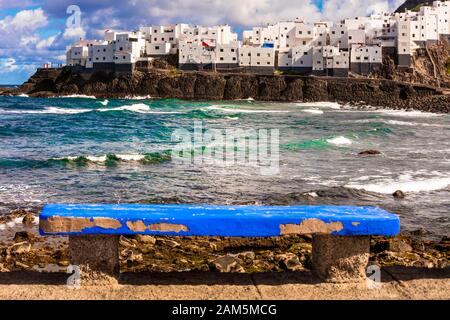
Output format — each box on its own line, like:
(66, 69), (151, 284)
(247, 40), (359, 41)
(52, 151), (172, 165)
(295, 101), (341, 109)
(346, 173), (450, 194)
(302, 109), (324, 114)
(326, 136), (352, 145)
(59, 94), (97, 99)
(204, 105), (290, 114)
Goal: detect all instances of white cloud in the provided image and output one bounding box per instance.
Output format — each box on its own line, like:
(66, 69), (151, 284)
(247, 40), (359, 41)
(63, 27), (86, 40)
(0, 58), (19, 72)
(36, 34), (58, 49)
(9, 8), (48, 30)
(20, 35), (40, 46)
(322, 0), (404, 21)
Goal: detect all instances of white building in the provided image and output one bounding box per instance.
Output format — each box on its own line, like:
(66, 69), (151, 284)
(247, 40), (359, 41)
(278, 45), (313, 73)
(179, 41), (240, 70)
(239, 46), (275, 73)
(66, 1), (450, 75)
(312, 46), (350, 77)
(350, 44), (382, 74)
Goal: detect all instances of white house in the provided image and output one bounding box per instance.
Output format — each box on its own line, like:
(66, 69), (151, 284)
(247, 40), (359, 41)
(350, 44), (382, 75)
(239, 46), (275, 73)
(278, 45), (313, 73)
(178, 41), (240, 70)
(312, 46), (350, 77)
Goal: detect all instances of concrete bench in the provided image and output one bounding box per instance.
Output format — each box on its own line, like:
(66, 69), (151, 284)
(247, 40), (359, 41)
(39, 204), (400, 283)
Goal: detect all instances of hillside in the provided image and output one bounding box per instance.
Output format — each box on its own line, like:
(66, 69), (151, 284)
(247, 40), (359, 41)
(395, 0), (433, 12)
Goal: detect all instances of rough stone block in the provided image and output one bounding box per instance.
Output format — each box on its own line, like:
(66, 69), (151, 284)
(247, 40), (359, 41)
(312, 234), (370, 283)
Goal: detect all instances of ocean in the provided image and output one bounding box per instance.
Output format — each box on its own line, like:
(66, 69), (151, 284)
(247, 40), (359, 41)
(0, 95), (449, 238)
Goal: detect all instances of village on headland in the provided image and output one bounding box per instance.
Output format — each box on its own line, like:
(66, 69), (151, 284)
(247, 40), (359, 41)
(64, 1), (450, 77)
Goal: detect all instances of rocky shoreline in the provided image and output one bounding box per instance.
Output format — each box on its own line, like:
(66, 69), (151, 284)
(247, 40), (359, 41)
(2, 67), (450, 113)
(0, 210), (448, 274)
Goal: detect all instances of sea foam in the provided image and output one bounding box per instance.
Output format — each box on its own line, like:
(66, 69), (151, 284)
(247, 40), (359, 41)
(346, 174), (450, 193)
(326, 136), (352, 145)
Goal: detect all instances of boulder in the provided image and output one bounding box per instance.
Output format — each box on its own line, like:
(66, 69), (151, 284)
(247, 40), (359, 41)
(134, 235), (156, 244)
(22, 212), (35, 226)
(393, 190), (406, 198)
(389, 239), (413, 253)
(275, 253), (304, 271)
(358, 150), (382, 155)
(211, 254), (245, 273)
(13, 231), (35, 243)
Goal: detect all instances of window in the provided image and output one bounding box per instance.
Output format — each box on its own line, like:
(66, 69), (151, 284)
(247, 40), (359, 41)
(103, 49), (106, 52)
(299, 31), (303, 34)
(220, 48), (224, 52)
(154, 38), (157, 41)
(317, 61), (321, 64)
(248, 53), (251, 56)
(162, 38), (165, 41)
(103, 57), (106, 60)
(95, 57), (99, 60)
(123, 56), (126, 59)
(349, 36), (352, 40)
(267, 53), (270, 57)
(257, 61), (260, 65)
(220, 57), (224, 61)
(304, 52), (308, 55)
(232, 57), (236, 61)
(341, 30), (344, 34)
(303, 41), (306, 45)
(257, 53), (260, 57)
(332, 31), (335, 35)
(119, 47), (123, 51)
(300, 61), (303, 65)
(307, 31), (311, 34)
(267, 61), (270, 65)
(231, 48), (235, 52)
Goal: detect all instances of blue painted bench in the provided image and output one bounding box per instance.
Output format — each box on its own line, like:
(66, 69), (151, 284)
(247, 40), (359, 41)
(39, 204), (400, 283)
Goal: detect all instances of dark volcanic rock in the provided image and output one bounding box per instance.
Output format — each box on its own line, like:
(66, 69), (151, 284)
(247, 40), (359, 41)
(393, 190), (406, 199)
(13, 231), (35, 243)
(358, 150), (382, 155)
(8, 67), (450, 114)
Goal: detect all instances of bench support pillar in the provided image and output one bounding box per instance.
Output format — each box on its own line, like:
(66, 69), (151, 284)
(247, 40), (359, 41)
(312, 234), (370, 283)
(69, 235), (120, 285)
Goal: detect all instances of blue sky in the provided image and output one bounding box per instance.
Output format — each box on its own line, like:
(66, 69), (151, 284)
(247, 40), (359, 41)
(0, 0), (403, 84)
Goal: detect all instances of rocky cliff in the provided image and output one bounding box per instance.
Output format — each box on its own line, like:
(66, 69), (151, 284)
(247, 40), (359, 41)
(4, 67), (450, 113)
(395, 0), (433, 13)
(373, 40), (450, 88)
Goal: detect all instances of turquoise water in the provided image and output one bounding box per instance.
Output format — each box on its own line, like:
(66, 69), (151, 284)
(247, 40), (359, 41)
(0, 96), (449, 238)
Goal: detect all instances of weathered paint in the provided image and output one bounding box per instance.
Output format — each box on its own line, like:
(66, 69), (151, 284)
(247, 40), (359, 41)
(40, 216), (122, 233)
(280, 218), (343, 235)
(39, 204), (400, 237)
